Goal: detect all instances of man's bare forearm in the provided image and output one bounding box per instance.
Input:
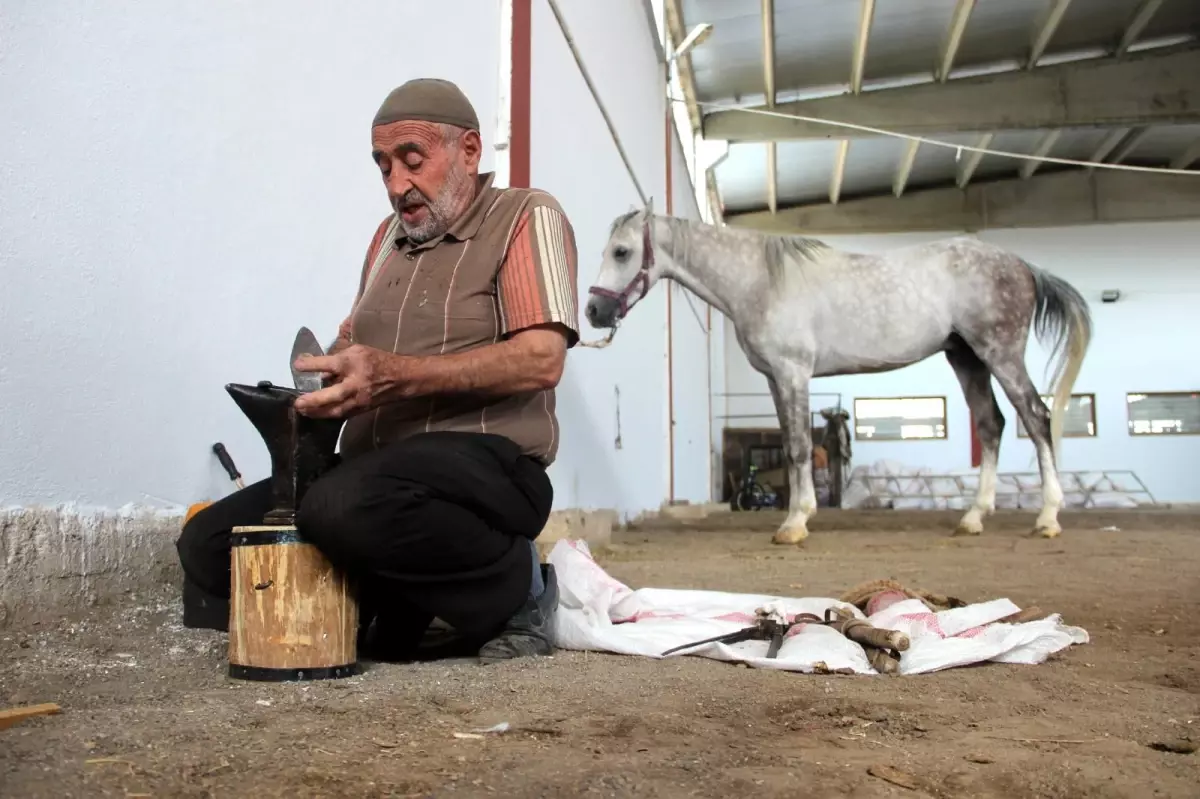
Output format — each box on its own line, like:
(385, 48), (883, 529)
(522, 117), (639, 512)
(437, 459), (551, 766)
(383, 327), (566, 401)
(291, 326), (569, 420)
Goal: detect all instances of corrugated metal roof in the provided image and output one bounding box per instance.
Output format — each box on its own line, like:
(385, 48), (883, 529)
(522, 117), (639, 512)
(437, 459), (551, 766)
(679, 0), (1200, 217)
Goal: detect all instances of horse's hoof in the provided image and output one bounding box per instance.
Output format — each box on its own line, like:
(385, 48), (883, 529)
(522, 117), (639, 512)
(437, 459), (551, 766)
(1030, 526), (1061, 539)
(951, 524), (982, 537)
(772, 527), (808, 545)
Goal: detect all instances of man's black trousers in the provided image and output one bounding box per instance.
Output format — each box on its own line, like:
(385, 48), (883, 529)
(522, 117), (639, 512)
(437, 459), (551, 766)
(176, 430), (554, 640)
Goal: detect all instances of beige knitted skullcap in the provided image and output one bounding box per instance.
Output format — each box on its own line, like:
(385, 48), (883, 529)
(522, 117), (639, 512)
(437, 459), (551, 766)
(372, 78), (480, 131)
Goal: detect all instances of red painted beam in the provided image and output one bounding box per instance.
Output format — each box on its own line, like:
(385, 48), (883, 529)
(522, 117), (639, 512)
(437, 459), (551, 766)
(665, 108), (675, 502)
(510, 0), (532, 189)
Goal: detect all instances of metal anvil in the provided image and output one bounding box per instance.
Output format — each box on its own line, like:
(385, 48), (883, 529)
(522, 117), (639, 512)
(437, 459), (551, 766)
(225, 381), (345, 525)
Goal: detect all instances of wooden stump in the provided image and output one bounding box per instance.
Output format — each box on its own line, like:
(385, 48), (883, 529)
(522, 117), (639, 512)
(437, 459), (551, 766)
(228, 525), (358, 681)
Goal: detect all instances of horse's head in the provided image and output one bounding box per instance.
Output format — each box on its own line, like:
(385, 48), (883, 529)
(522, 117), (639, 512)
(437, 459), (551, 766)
(584, 199), (664, 329)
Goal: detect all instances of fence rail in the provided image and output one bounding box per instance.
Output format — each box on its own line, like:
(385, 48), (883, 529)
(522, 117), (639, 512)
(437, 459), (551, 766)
(850, 469), (1158, 508)
(716, 392), (844, 428)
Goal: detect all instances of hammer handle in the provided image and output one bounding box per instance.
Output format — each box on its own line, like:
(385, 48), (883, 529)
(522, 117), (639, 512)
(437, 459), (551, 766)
(212, 442), (243, 487)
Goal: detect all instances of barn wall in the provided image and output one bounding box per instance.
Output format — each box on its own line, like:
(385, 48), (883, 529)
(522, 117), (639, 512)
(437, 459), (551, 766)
(0, 0), (501, 513)
(708, 301), (729, 503)
(0, 0), (710, 520)
(722, 221), (1200, 504)
(0, 0), (708, 622)
(668, 128), (715, 505)
(530, 0), (713, 516)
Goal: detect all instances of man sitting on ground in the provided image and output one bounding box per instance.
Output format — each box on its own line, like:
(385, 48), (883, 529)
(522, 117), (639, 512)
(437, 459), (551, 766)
(176, 78), (580, 664)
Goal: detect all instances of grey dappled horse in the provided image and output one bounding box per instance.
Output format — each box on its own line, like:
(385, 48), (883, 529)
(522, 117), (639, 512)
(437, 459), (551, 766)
(584, 201), (1091, 545)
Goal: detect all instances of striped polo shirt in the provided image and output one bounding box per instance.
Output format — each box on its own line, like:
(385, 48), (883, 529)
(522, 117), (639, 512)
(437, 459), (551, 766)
(337, 171), (580, 466)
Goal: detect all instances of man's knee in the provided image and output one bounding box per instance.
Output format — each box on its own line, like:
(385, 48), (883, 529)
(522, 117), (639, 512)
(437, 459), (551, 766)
(176, 479), (272, 591)
(176, 509), (230, 597)
(297, 466), (378, 566)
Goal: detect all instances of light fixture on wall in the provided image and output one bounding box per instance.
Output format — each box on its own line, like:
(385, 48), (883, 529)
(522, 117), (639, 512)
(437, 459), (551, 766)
(1101, 289), (1121, 304)
(671, 23), (713, 62)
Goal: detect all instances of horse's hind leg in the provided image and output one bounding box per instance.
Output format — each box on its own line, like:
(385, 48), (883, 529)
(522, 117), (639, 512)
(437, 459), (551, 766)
(945, 339), (1005, 536)
(983, 355), (1065, 539)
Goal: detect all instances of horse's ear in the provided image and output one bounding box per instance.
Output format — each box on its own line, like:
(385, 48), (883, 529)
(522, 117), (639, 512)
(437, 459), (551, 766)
(644, 196), (655, 217)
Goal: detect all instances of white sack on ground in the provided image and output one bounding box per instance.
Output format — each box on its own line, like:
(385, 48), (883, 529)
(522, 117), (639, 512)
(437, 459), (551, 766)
(547, 540), (1089, 675)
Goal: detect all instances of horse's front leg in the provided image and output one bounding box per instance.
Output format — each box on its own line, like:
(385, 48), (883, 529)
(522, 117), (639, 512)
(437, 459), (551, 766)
(765, 374), (791, 461)
(770, 366), (816, 545)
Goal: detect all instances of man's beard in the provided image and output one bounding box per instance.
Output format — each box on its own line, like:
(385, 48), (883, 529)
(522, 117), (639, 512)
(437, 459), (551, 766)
(395, 160), (473, 243)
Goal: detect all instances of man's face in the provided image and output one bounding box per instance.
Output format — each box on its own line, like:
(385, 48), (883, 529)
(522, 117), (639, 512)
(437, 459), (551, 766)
(371, 121), (482, 243)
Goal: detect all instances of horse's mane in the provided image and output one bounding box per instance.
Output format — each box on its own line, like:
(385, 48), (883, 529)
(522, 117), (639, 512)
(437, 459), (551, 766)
(770, 234), (828, 260)
(608, 211), (829, 286)
(608, 209), (642, 236)
(763, 233), (830, 284)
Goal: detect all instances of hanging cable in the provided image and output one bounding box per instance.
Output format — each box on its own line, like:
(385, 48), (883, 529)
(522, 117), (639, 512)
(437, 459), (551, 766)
(678, 96), (1200, 176)
(545, 0), (708, 344)
(545, 0), (648, 203)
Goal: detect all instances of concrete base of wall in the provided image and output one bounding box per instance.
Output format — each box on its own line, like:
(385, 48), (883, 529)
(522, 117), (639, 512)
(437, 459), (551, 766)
(534, 509), (616, 560)
(0, 505), (184, 630)
(656, 501), (731, 521)
(627, 501), (731, 525)
(0, 504), (620, 629)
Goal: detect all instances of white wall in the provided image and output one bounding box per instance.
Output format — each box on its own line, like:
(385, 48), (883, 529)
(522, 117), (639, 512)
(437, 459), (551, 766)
(667, 128), (713, 505)
(0, 0), (500, 509)
(722, 221), (1200, 504)
(0, 0), (714, 520)
(533, 0), (706, 517)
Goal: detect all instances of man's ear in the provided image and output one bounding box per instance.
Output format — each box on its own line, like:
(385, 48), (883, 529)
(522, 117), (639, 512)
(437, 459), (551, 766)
(462, 129), (484, 168)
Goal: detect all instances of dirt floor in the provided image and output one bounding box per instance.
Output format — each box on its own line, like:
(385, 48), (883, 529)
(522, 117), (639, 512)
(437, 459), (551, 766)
(2, 508), (1199, 798)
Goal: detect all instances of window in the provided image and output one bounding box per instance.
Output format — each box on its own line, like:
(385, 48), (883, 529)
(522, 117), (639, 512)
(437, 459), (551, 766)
(1126, 392), (1200, 436)
(747, 444), (784, 471)
(1017, 393), (1097, 438)
(853, 396), (947, 441)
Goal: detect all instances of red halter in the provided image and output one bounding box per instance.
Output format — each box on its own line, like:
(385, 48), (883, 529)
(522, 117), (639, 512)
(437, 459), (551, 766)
(587, 223), (654, 320)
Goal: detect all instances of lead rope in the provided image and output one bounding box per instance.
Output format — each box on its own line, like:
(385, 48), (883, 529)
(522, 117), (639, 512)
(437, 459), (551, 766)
(577, 326), (618, 349)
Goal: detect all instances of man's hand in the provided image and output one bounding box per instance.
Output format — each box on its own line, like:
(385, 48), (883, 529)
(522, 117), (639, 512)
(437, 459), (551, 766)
(292, 344), (402, 419)
(291, 324), (571, 419)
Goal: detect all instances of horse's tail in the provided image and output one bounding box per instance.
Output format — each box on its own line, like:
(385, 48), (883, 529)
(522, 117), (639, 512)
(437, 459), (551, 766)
(1025, 261), (1092, 461)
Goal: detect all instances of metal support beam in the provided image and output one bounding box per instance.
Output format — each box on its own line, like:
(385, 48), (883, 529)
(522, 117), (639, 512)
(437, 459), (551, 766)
(850, 0), (876, 94)
(703, 43), (1200, 141)
(1109, 127), (1150, 163)
(762, 0), (777, 213)
(766, 143), (778, 214)
(830, 140), (850, 204)
(1020, 129), (1062, 179)
(956, 133), (993, 188)
(1170, 138), (1200, 170)
(1087, 128), (1129, 167)
(893, 140), (920, 197)
(1027, 0), (1073, 68)
(664, 0), (703, 135)
(832, 0), (875, 207)
(705, 167), (724, 224)
(1116, 0), (1165, 57)
(724, 168), (1200, 234)
(936, 0), (977, 82)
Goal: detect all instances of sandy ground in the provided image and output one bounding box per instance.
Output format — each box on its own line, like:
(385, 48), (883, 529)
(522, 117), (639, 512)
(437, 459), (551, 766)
(2, 508), (1198, 798)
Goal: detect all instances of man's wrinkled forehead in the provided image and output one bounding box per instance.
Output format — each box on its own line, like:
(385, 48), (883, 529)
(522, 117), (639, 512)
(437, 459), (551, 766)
(371, 120), (444, 160)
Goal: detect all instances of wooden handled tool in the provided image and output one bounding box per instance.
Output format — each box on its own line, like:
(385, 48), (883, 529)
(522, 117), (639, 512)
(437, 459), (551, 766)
(824, 606), (910, 675)
(212, 442), (245, 490)
(825, 606), (911, 652)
